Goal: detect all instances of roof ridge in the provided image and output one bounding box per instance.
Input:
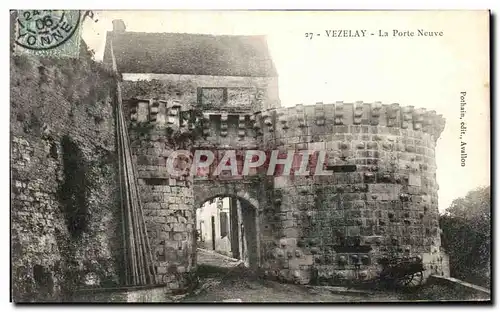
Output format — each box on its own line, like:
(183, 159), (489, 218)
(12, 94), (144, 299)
(107, 31), (267, 38)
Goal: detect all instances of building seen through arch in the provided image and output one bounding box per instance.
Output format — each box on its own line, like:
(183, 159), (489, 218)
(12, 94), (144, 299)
(196, 196), (258, 268)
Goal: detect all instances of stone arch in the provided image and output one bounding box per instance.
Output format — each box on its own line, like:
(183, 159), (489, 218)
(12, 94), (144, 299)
(193, 181), (260, 211)
(193, 181), (261, 267)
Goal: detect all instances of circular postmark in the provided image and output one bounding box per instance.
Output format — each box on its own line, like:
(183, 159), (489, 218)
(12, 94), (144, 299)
(15, 10), (81, 50)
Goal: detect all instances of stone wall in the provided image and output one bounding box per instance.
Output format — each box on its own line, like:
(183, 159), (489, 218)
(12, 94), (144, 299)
(126, 114), (195, 290)
(121, 73), (280, 111)
(10, 51), (122, 302)
(122, 75), (276, 289)
(123, 77), (448, 287)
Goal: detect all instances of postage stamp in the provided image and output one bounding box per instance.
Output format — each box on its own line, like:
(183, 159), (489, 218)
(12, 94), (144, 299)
(13, 10), (83, 58)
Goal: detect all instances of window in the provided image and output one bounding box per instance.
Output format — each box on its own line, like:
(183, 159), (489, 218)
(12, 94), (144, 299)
(220, 212), (228, 238)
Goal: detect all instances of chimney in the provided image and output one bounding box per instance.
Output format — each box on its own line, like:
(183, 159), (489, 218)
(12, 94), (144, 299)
(112, 19), (126, 32)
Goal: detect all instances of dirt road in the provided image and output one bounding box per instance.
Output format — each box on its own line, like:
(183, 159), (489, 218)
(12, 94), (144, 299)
(180, 249), (400, 303)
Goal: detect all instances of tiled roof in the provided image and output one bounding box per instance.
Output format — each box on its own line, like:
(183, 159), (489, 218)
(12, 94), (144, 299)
(103, 31), (277, 77)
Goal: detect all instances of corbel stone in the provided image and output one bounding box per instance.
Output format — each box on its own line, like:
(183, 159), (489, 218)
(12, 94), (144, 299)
(315, 102), (325, 126)
(353, 101), (364, 125)
(401, 105), (414, 129)
(387, 103), (400, 127)
(262, 110), (273, 132)
(277, 108), (289, 130)
(250, 113), (263, 136)
(202, 113), (211, 136)
(220, 113), (228, 137)
(238, 115), (247, 138)
(296, 104), (306, 128)
(149, 99), (160, 122)
(167, 102), (181, 126)
(371, 101), (382, 125)
(334, 101), (344, 125)
(413, 108), (425, 131)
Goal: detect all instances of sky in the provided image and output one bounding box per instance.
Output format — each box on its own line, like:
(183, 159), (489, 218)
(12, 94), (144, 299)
(81, 10), (490, 212)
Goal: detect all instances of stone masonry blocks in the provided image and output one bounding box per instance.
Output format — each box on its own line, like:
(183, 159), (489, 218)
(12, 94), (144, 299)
(124, 77), (447, 288)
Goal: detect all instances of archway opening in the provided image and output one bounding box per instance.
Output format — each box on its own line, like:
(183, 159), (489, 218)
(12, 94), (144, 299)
(195, 195), (259, 269)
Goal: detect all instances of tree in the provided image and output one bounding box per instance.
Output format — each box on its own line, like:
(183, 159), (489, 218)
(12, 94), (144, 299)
(439, 186), (491, 287)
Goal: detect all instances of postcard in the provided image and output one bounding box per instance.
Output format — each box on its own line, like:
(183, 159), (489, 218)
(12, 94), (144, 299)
(10, 10), (490, 303)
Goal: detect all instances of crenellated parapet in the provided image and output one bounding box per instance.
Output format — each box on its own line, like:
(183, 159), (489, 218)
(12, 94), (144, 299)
(250, 102), (446, 141)
(125, 99), (446, 143)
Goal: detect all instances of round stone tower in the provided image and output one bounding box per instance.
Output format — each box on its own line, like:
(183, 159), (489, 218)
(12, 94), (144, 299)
(256, 101), (447, 285)
(124, 95), (447, 288)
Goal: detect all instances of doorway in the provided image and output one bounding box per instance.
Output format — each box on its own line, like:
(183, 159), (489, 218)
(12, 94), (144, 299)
(211, 216), (216, 251)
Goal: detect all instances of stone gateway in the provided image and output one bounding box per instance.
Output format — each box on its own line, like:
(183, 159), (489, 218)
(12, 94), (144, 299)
(10, 19), (449, 302)
(105, 20), (449, 288)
